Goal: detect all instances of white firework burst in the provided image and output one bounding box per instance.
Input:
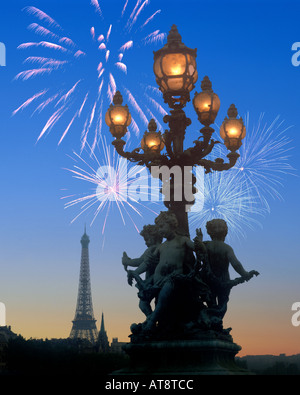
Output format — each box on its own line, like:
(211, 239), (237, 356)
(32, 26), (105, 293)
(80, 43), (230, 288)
(13, 1), (167, 152)
(189, 111), (296, 241)
(213, 112), (296, 210)
(61, 136), (160, 235)
(189, 169), (268, 242)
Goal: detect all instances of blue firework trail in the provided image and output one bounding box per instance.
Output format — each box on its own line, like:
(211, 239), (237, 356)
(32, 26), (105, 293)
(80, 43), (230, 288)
(61, 136), (161, 236)
(189, 112), (296, 241)
(228, 112), (296, 209)
(189, 169), (268, 243)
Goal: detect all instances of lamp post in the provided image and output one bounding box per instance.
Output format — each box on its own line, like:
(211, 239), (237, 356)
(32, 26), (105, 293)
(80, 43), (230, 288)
(106, 26), (260, 375)
(105, 24), (246, 236)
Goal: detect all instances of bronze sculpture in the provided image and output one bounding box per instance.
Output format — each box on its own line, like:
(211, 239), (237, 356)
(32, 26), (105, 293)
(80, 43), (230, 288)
(124, 213), (259, 344)
(108, 25), (259, 374)
(122, 224), (162, 318)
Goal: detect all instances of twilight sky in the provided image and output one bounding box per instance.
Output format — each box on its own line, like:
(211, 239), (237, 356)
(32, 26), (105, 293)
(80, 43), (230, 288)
(0, 0), (300, 357)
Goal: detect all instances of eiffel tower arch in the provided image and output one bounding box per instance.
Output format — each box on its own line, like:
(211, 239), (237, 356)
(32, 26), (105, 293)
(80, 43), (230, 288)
(69, 227), (98, 344)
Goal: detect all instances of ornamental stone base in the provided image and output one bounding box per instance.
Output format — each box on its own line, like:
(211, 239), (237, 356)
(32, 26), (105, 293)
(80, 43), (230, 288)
(115, 338), (252, 375)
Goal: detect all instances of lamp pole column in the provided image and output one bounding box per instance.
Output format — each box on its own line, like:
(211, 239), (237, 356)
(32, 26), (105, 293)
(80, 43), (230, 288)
(160, 109), (194, 237)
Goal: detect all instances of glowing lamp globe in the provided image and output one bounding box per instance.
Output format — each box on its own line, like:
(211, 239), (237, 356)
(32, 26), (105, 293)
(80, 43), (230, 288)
(141, 119), (165, 153)
(153, 25), (198, 107)
(105, 91), (131, 139)
(193, 76), (220, 126)
(220, 104), (246, 152)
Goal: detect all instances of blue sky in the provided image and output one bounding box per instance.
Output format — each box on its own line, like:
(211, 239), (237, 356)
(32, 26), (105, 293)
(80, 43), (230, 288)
(0, 0), (300, 356)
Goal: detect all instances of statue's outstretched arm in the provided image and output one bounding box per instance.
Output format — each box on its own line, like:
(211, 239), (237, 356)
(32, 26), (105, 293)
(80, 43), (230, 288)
(122, 250), (147, 269)
(126, 247), (160, 286)
(134, 260), (149, 276)
(129, 246), (160, 274)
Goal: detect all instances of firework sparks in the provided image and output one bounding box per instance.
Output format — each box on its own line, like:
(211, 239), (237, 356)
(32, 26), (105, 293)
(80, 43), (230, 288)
(62, 137), (160, 235)
(189, 169), (268, 242)
(235, 113), (295, 207)
(14, 1), (167, 152)
(189, 112), (296, 242)
(214, 112), (296, 210)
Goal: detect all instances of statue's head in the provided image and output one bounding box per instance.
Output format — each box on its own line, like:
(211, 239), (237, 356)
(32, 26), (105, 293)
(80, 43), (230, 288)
(140, 224), (163, 247)
(206, 219), (228, 241)
(155, 211), (178, 238)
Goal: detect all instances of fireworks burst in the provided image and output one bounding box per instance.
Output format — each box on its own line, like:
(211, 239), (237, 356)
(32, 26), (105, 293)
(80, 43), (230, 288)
(189, 170), (268, 242)
(61, 136), (160, 236)
(231, 112), (295, 209)
(214, 112), (296, 210)
(14, 3), (295, 241)
(13, 1), (167, 152)
(189, 112), (296, 241)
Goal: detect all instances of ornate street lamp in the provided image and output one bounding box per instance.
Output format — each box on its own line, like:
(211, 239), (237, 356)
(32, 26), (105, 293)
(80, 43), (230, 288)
(105, 90), (131, 139)
(106, 25), (246, 236)
(141, 119), (165, 153)
(192, 75), (221, 146)
(153, 24), (198, 109)
(220, 104), (246, 152)
(193, 76), (221, 127)
(105, 26), (261, 376)
(104, 26), (263, 377)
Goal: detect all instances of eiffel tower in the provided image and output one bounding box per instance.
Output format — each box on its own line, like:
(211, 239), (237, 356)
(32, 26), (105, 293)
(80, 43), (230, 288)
(69, 227), (98, 344)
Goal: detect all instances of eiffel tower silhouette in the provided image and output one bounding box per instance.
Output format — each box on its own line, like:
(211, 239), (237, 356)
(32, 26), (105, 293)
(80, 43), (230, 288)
(69, 227), (98, 344)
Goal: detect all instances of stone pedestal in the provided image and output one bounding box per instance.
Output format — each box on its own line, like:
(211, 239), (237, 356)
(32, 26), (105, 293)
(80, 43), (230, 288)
(117, 338), (250, 375)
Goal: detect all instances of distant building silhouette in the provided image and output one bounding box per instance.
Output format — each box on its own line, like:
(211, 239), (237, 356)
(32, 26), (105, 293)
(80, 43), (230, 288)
(69, 227), (98, 344)
(96, 313), (128, 353)
(110, 338), (127, 354)
(96, 312), (128, 354)
(0, 326), (18, 369)
(97, 313), (110, 352)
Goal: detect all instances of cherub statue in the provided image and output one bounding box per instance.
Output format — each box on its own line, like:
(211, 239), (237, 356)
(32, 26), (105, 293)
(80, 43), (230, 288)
(141, 211), (203, 333)
(122, 224), (162, 317)
(195, 219), (259, 324)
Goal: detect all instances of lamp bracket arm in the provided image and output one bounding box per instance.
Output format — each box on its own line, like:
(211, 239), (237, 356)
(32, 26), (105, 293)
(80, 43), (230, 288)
(112, 139), (169, 168)
(196, 152), (240, 174)
(182, 139), (221, 165)
(112, 139), (144, 162)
